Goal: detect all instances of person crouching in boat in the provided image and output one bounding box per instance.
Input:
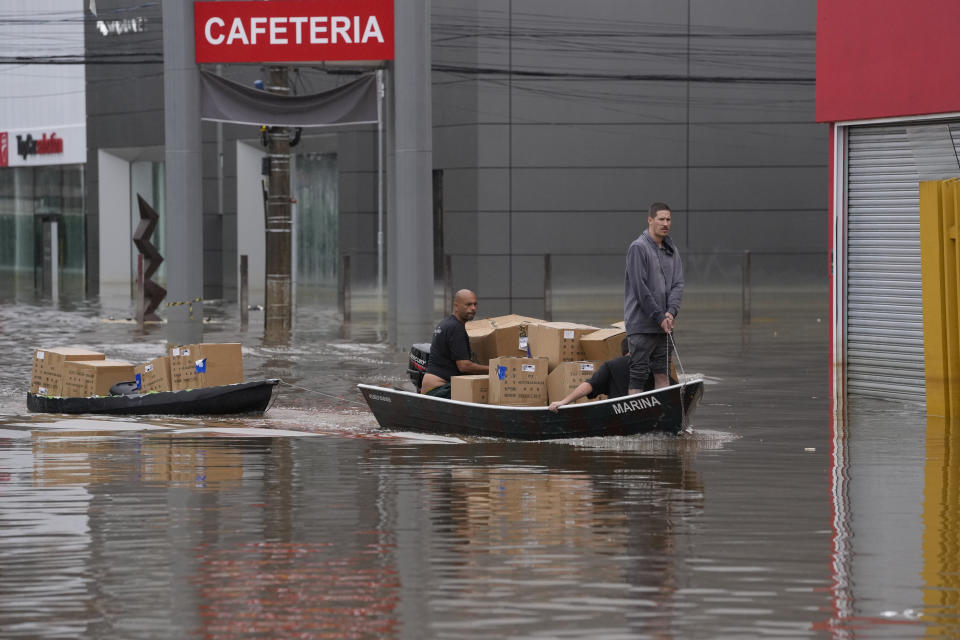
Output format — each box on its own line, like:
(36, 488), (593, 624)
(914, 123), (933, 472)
(548, 339), (631, 412)
(420, 289), (489, 398)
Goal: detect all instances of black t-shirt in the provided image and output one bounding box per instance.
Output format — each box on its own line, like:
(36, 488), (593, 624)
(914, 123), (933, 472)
(426, 314), (472, 382)
(586, 355), (630, 399)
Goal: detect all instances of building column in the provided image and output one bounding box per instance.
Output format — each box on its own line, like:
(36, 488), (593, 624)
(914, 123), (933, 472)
(389, 0), (435, 348)
(162, 0), (204, 345)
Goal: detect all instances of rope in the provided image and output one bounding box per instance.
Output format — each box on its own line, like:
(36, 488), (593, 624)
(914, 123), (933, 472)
(277, 379), (368, 407)
(668, 331), (686, 381)
(668, 331), (689, 432)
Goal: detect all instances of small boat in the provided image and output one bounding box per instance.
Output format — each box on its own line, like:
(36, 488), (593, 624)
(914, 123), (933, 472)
(26, 379), (280, 416)
(358, 379), (704, 440)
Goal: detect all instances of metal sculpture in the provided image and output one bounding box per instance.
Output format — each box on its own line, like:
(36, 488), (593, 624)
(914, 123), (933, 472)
(133, 194), (167, 321)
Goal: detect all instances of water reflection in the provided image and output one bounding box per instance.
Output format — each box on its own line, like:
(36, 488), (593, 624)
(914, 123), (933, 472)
(0, 423), (715, 639)
(31, 431), (246, 487)
(379, 442), (704, 637)
(921, 415), (960, 637)
(830, 404), (960, 637)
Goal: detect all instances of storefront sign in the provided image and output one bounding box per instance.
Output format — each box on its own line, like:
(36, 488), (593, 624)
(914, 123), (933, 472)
(0, 125), (85, 167)
(17, 133), (63, 160)
(194, 0), (393, 63)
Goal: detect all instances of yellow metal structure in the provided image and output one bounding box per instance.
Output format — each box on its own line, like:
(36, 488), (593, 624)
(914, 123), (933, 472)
(920, 184), (960, 631)
(919, 179), (960, 418)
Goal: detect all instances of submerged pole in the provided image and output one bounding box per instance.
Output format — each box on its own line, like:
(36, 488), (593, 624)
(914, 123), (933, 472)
(544, 253), (552, 321)
(49, 219), (58, 301)
(136, 254), (144, 329)
(240, 254), (249, 331)
(742, 250), (752, 325)
(263, 66), (293, 341)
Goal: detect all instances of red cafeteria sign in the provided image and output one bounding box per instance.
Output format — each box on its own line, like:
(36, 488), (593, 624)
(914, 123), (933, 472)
(194, 0), (393, 63)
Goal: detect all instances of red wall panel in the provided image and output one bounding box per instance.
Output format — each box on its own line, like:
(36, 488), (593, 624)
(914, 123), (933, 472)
(817, 0), (960, 122)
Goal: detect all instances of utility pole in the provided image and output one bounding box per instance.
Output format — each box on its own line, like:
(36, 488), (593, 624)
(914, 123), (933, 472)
(263, 66), (293, 342)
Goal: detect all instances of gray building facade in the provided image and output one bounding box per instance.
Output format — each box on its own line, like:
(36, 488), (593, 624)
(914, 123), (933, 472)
(431, 0), (824, 319)
(74, 0), (822, 326)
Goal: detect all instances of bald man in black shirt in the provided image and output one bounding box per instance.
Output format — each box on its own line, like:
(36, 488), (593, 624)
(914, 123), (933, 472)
(421, 289), (489, 398)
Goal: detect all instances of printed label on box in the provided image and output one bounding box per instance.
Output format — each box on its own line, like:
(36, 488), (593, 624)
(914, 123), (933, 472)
(521, 364), (536, 372)
(563, 330), (575, 339)
(38, 386), (48, 394)
(145, 364), (154, 373)
(36, 351), (45, 360)
(580, 363), (595, 371)
(519, 337), (528, 349)
(172, 348), (180, 356)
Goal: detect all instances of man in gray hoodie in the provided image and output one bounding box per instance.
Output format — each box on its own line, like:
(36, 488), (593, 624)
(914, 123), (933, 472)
(624, 202), (684, 394)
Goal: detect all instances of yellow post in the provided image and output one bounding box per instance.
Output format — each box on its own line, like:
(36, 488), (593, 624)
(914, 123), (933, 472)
(946, 181), (960, 414)
(919, 180), (949, 416)
(920, 184), (960, 632)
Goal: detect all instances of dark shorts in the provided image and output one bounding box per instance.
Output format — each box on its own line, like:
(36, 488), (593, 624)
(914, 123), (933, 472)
(627, 333), (671, 390)
(424, 383), (451, 399)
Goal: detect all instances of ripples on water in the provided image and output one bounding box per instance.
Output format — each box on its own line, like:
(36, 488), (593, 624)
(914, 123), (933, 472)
(2, 297), (959, 637)
(0, 419), (736, 639)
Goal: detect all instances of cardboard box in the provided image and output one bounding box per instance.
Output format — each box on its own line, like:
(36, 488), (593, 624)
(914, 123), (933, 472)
(580, 327), (627, 362)
(488, 356), (548, 406)
(526, 322), (599, 371)
(465, 325), (495, 363)
(451, 374), (489, 404)
(611, 320), (625, 330)
(134, 356), (172, 393)
(547, 361), (602, 404)
(61, 360), (136, 398)
(466, 314), (542, 364)
(31, 347), (106, 396)
(169, 343), (244, 391)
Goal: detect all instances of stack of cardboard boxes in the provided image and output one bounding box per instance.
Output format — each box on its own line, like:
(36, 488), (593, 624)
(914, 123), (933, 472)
(449, 315), (626, 407)
(30, 343), (245, 398)
(31, 347), (109, 397)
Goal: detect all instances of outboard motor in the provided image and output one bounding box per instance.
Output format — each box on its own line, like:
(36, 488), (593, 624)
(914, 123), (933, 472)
(109, 380), (141, 396)
(407, 342), (431, 391)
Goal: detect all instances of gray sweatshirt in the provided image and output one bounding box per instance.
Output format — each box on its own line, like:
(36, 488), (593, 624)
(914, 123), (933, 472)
(624, 230), (684, 334)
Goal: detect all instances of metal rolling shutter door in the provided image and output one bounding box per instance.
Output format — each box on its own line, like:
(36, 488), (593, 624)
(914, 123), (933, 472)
(846, 126), (925, 403)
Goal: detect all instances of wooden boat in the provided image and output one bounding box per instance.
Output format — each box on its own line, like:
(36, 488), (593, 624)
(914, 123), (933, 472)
(26, 379), (279, 416)
(358, 379), (704, 440)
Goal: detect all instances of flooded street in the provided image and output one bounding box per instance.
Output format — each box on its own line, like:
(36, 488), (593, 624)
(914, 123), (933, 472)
(1, 294), (958, 638)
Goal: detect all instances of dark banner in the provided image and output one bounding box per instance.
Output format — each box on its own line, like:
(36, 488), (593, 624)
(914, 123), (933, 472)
(199, 71), (378, 127)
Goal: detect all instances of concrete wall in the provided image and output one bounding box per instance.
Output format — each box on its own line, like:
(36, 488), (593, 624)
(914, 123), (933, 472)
(432, 0), (825, 319)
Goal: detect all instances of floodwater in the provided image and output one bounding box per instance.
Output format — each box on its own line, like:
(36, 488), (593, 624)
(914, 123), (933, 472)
(0, 293), (958, 639)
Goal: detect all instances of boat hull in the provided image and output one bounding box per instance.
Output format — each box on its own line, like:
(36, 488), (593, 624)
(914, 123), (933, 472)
(26, 379), (279, 416)
(358, 379), (703, 440)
